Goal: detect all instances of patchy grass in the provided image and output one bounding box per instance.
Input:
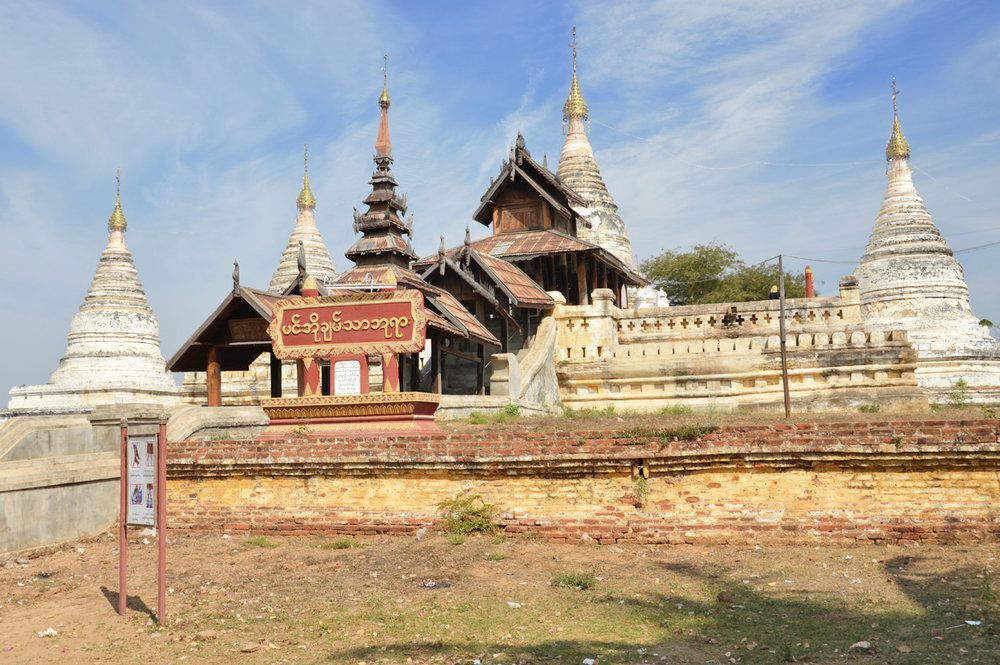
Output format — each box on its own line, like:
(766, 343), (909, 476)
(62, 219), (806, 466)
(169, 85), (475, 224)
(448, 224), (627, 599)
(437, 491), (499, 535)
(2, 534), (998, 664)
(552, 571), (597, 590)
(466, 404), (521, 425)
(657, 404), (693, 416)
(485, 552), (506, 562)
(243, 536), (278, 549)
(858, 402), (881, 413)
(445, 533), (467, 545)
(563, 405), (617, 418)
(620, 424), (719, 441)
(320, 538), (360, 550)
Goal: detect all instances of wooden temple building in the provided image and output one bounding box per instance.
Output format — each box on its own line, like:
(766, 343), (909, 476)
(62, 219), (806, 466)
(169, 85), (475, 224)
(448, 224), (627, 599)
(169, 63), (644, 402)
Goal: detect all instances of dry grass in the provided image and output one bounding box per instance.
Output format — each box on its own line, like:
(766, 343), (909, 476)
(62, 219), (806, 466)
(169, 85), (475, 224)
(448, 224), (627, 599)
(1, 532), (997, 664)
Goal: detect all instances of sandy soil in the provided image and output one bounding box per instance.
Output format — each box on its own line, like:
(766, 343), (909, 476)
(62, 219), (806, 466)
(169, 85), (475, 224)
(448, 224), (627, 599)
(1, 531), (997, 664)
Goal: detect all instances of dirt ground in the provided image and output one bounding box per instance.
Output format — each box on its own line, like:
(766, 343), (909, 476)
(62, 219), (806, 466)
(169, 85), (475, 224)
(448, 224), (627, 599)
(1, 532), (997, 665)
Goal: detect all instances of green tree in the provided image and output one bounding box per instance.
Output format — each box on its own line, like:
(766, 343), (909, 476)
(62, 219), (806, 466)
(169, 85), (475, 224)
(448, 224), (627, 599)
(641, 242), (807, 305)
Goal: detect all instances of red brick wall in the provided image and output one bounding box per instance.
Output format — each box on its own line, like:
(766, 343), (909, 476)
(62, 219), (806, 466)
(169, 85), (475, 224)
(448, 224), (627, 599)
(167, 420), (1000, 545)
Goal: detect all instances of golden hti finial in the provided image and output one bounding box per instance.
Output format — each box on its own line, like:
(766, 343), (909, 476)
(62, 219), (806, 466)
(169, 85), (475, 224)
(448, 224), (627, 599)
(297, 144), (317, 209)
(379, 53), (391, 108)
(562, 25), (589, 121)
(886, 78), (910, 161)
(108, 169), (127, 232)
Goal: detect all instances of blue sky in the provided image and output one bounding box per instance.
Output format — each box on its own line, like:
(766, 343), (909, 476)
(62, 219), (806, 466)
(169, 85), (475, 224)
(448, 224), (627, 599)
(2, 1), (1000, 391)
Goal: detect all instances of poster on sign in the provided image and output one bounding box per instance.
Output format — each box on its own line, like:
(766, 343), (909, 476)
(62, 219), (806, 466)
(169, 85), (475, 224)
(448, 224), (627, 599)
(126, 434), (156, 526)
(333, 359), (362, 396)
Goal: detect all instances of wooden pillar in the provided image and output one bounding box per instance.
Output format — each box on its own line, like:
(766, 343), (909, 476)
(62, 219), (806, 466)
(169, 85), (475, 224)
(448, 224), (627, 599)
(534, 259), (544, 289)
(500, 316), (509, 353)
(589, 258), (598, 297)
(431, 336), (442, 394)
(206, 346), (222, 407)
(476, 344), (486, 395)
(600, 263), (608, 289)
(575, 254), (587, 305)
(561, 255), (570, 300)
(269, 352), (281, 398)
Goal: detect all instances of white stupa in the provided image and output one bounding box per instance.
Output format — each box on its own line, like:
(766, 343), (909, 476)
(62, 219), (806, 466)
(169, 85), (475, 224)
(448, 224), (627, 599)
(7, 176), (178, 412)
(268, 145), (339, 292)
(180, 147), (339, 405)
(556, 28), (637, 270)
(856, 82), (1000, 399)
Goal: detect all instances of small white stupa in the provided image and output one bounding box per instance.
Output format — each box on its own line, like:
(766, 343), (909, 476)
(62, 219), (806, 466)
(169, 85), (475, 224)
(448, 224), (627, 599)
(268, 145), (339, 292)
(180, 147), (339, 405)
(856, 82), (1000, 399)
(7, 175), (178, 412)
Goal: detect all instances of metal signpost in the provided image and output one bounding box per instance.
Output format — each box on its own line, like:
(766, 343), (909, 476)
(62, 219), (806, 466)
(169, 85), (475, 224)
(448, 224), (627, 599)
(119, 417), (168, 624)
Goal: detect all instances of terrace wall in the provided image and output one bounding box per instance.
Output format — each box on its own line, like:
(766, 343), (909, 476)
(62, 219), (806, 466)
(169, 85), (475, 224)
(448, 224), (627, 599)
(167, 419), (1000, 545)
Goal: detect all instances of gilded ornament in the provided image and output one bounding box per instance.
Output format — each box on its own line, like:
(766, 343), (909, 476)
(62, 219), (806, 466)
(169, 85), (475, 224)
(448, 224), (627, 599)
(297, 144), (317, 209)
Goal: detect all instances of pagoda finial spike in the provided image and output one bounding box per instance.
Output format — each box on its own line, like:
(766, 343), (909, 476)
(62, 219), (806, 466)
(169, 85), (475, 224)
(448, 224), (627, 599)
(563, 26), (589, 121)
(297, 143), (317, 209)
(108, 169), (127, 232)
(379, 52), (391, 108)
(571, 25), (578, 74)
(886, 78), (910, 161)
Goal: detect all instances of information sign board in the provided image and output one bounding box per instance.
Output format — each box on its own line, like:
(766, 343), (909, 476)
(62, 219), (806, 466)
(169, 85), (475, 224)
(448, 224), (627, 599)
(126, 434), (156, 526)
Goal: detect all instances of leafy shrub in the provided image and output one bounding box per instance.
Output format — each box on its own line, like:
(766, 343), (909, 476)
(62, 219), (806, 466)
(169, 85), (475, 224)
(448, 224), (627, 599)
(552, 571), (597, 590)
(503, 403), (521, 418)
(948, 379), (971, 408)
(437, 492), (499, 535)
(858, 403), (880, 413)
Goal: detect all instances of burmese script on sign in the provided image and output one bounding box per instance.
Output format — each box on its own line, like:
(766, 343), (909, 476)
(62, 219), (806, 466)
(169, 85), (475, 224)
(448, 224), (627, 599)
(269, 292), (428, 358)
(282, 308), (411, 342)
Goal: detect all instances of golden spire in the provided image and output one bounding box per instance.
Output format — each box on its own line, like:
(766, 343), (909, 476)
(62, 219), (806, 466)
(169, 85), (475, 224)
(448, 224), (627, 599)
(886, 78), (910, 161)
(297, 144), (317, 209)
(379, 53), (391, 108)
(107, 170), (127, 232)
(562, 26), (589, 121)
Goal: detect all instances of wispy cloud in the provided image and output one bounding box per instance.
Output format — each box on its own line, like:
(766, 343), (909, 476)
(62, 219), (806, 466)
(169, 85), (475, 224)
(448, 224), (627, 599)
(2, 0), (1000, 391)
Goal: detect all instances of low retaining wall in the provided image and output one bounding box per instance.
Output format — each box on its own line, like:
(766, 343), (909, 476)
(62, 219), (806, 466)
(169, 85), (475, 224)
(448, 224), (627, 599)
(167, 419), (1000, 545)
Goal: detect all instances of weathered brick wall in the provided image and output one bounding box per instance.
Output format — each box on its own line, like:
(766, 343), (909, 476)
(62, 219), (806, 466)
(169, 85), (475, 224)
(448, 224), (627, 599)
(167, 420), (1000, 544)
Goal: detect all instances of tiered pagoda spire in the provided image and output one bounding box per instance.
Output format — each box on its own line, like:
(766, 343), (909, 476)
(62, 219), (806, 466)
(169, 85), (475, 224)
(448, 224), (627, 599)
(856, 81), (996, 356)
(556, 27), (636, 269)
(344, 56), (417, 269)
(9, 174), (177, 410)
(268, 145), (339, 292)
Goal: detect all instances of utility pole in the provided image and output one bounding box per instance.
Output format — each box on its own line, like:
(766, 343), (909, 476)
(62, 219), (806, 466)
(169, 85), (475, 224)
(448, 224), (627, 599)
(778, 254), (791, 418)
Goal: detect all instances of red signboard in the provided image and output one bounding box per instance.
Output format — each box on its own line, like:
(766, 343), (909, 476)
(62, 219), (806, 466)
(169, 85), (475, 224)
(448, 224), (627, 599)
(267, 289), (428, 359)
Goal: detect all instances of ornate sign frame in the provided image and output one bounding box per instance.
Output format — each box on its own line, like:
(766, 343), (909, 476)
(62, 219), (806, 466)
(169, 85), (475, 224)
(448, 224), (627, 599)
(267, 289), (428, 359)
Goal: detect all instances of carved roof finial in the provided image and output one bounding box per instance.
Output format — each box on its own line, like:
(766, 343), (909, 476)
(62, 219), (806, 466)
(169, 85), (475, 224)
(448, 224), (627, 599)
(563, 25), (589, 121)
(886, 78), (910, 161)
(232, 259), (240, 293)
(297, 240), (307, 280)
(108, 169), (127, 232)
(297, 144), (317, 209)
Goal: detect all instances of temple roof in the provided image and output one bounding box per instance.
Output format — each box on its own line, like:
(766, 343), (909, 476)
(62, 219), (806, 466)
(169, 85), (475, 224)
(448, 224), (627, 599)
(338, 265), (500, 346)
(414, 239), (555, 309)
(473, 133), (585, 227)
